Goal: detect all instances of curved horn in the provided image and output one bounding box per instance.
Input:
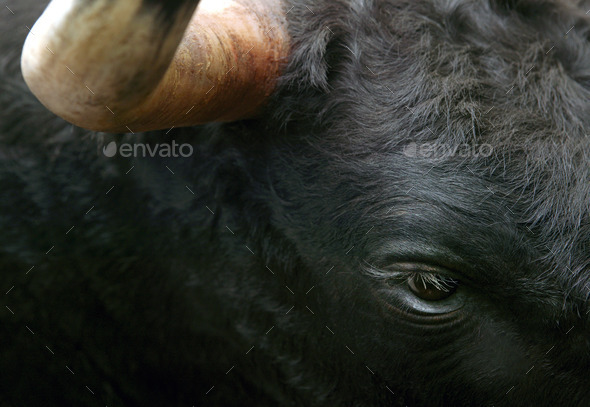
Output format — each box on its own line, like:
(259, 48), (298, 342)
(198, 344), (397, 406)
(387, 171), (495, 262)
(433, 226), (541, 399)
(21, 0), (289, 132)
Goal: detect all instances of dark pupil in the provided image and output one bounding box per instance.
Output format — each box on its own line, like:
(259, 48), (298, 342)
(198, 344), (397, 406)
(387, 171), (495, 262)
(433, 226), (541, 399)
(408, 275), (458, 301)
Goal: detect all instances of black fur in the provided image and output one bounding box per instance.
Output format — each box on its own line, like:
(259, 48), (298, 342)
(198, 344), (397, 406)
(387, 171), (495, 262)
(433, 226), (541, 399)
(1, 0), (589, 406)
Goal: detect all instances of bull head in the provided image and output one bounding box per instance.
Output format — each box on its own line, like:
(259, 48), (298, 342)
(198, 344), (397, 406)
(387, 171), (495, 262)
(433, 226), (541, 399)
(21, 0), (289, 132)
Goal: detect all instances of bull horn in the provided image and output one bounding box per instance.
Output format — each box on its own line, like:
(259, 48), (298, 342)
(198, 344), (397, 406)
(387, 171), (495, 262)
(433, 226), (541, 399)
(21, 0), (289, 133)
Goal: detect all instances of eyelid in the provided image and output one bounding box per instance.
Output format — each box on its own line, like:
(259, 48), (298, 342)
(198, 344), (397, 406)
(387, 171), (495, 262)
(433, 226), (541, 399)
(367, 242), (474, 281)
(385, 262), (448, 274)
(361, 259), (468, 287)
(378, 275), (465, 316)
(382, 262), (465, 282)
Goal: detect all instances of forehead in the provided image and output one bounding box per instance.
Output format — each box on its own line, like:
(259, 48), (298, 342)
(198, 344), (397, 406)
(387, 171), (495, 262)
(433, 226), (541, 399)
(313, 1), (590, 296)
(276, 0), (590, 302)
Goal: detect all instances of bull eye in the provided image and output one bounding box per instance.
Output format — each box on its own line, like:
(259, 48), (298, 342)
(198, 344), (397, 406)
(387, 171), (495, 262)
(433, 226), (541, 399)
(407, 273), (458, 301)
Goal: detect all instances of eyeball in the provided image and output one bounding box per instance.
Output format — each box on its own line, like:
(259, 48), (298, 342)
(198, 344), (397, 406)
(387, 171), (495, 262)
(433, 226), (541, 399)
(407, 273), (458, 301)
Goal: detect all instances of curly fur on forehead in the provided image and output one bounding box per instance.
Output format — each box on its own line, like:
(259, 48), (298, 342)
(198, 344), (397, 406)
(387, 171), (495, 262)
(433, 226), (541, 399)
(269, 0), (590, 305)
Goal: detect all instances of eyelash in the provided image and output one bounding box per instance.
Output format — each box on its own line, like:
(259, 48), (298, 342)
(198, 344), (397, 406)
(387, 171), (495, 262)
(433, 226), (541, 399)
(404, 272), (458, 291)
(376, 269), (459, 293)
(361, 261), (459, 289)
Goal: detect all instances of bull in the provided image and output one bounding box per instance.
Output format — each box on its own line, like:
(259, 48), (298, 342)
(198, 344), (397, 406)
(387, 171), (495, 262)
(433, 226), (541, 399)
(1, 0), (589, 405)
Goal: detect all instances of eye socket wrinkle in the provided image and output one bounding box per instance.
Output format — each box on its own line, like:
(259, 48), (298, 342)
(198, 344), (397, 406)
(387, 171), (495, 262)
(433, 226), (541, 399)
(364, 241), (472, 282)
(364, 236), (531, 289)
